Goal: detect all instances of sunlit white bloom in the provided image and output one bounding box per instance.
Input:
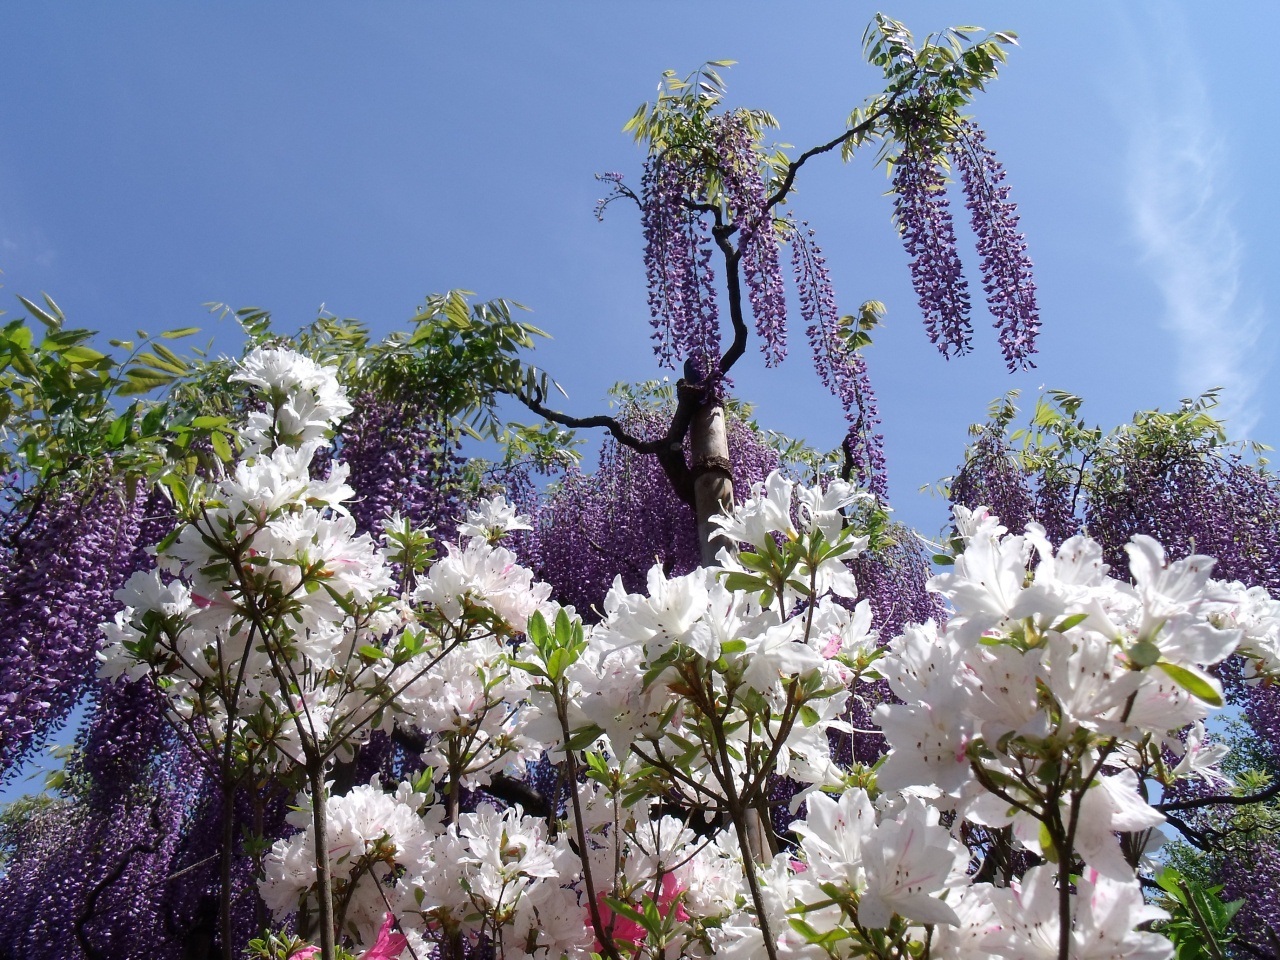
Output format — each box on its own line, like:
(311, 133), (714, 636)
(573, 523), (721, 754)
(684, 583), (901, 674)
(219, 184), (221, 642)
(710, 470), (798, 551)
(262, 778), (437, 949)
(676, 827), (746, 920)
(116, 569), (192, 618)
(415, 537), (551, 632)
(1217, 581), (1280, 676)
(1169, 720), (1230, 785)
(232, 346), (352, 452)
(794, 790), (968, 932)
(794, 477), (871, 542)
(931, 516), (1031, 642)
(394, 635), (543, 787)
(926, 883), (1004, 960)
(736, 619), (824, 693)
(1009, 528), (1113, 626)
(951, 503), (1008, 543)
(1043, 631), (1143, 736)
(1073, 770), (1165, 880)
(592, 564), (710, 660)
(684, 576), (770, 662)
(565, 629), (674, 756)
(794, 788), (876, 889)
(874, 622), (976, 796)
(97, 610), (149, 682)
(408, 802), (583, 953)
(457, 494), (533, 543)
(985, 865), (1170, 960)
(965, 642), (1044, 744)
(858, 796), (968, 927)
(806, 597), (876, 674)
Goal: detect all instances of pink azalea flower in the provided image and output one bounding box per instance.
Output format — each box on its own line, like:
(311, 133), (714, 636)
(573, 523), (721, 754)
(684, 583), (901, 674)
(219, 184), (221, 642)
(595, 872), (689, 948)
(360, 913), (408, 960)
(287, 947), (319, 960)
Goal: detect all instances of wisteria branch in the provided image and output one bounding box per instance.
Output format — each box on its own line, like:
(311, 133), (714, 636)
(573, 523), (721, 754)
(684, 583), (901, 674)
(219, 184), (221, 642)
(1157, 776), (1280, 813)
(510, 378), (703, 505)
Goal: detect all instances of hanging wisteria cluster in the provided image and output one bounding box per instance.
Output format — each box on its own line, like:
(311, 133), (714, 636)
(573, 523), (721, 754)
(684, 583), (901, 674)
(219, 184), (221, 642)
(338, 388), (467, 539)
(790, 221), (888, 498)
(891, 129), (974, 360)
(0, 483), (144, 779)
(76, 346), (1280, 960)
(947, 429), (1036, 534)
(640, 156), (720, 377)
(0, 649), (235, 960)
(948, 119), (1041, 369)
(715, 113), (788, 367)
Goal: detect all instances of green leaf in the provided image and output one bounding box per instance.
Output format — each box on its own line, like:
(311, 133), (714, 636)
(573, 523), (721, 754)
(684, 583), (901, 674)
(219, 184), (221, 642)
(566, 724), (604, 751)
(9, 348), (39, 378)
(1050, 612), (1089, 633)
(160, 327), (201, 339)
(151, 342), (189, 370)
(60, 344), (107, 364)
(120, 367), (176, 395)
(1156, 661), (1223, 707)
(210, 430), (234, 463)
(18, 295), (60, 330)
(135, 350), (187, 375)
(5, 323), (33, 350)
(527, 610), (550, 652)
(104, 408), (135, 448)
(720, 571), (766, 594)
(601, 897), (648, 929)
(140, 404), (168, 436)
(158, 473), (190, 511)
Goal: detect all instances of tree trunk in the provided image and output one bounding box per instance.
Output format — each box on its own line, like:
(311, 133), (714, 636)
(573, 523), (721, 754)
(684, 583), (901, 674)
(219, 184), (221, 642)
(690, 400), (734, 566)
(690, 400), (777, 863)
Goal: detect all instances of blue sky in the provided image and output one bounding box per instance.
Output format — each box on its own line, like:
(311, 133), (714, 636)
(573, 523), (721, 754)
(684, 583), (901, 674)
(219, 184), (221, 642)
(1, 2), (1276, 534)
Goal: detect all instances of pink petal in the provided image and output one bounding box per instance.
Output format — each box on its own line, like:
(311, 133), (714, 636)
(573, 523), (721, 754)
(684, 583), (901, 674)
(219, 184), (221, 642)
(360, 913), (408, 960)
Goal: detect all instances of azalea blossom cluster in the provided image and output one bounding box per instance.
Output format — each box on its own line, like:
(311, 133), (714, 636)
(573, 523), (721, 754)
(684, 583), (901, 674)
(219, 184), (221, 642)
(97, 347), (1280, 960)
(265, 779), (587, 958)
(868, 506), (1280, 956)
(99, 347), (400, 770)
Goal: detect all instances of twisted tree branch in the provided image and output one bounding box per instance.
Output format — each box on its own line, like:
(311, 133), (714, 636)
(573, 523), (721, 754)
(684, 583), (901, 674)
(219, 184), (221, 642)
(1158, 777), (1280, 813)
(507, 378), (703, 506)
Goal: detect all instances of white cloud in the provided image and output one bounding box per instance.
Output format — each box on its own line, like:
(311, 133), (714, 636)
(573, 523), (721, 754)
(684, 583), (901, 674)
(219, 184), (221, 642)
(0, 229), (57, 275)
(1123, 14), (1267, 435)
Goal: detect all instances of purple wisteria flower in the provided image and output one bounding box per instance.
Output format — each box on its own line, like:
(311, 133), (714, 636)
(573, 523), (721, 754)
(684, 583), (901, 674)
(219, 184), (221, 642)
(790, 220), (887, 498)
(0, 484), (144, 781)
(338, 389), (466, 539)
(0, 740), (219, 960)
(715, 113), (788, 366)
(891, 137), (972, 359)
(637, 111), (793, 375)
(529, 402), (780, 616)
(949, 119), (1040, 370)
(947, 431), (1036, 534)
(640, 157), (721, 374)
